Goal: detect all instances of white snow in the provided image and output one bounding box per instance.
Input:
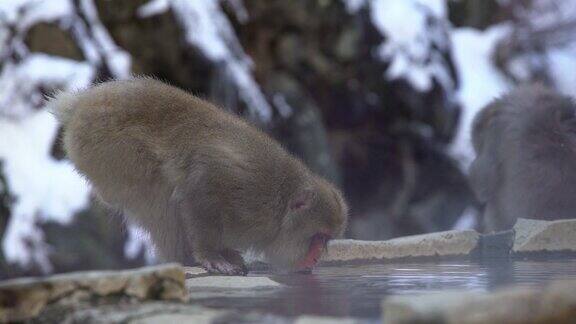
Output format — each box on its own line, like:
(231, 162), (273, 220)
(359, 0), (453, 92)
(137, 0), (170, 18)
(547, 44), (576, 96)
(449, 26), (511, 168)
(225, 0), (249, 24)
(342, 0), (365, 13)
(452, 207), (478, 230)
(0, 54), (94, 118)
(0, 0), (68, 26)
(273, 94), (293, 118)
(124, 224), (156, 263)
(134, 0), (271, 121)
(171, 0), (272, 122)
(78, 0), (131, 77)
(0, 110), (91, 270)
(18, 0), (73, 31)
(0, 0), (129, 271)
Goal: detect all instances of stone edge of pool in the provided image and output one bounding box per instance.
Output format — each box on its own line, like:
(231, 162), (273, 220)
(1, 217), (576, 323)
(382, 278), (576, 324)
(321, 217), (576, 265)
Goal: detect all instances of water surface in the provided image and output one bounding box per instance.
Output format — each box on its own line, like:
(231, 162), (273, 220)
(191, 257), (576, 320)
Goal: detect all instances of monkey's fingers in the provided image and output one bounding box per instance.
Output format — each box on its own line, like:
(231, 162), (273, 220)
(220, 249), (248, 274)
(202, 259), (248, 276)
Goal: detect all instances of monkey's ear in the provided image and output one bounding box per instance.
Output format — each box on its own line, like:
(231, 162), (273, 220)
(289, 188), (315, 211)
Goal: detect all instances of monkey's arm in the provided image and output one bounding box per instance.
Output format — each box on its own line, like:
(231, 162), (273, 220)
(172, 175), (248, 276)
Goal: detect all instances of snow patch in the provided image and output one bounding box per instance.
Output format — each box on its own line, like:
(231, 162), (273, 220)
(0, 54), (94, 118)
(342, 0), (365, 13)
(548, 44), (576, 96)
(225, 0), (249, 24)
(137, 0), (170, 18)
(78, 0), (131, 77)
(0, 0), (72, 29)
(357, 0), (452, 92)
(273, 94), (293, 118)
(0, 0), (128, 271)
(125, 224), (156, 263)
(449, 25), (512, 169)
(0, 110), (90, 269)
(171, 0), (272, 122)
(452, 207), (478, 230)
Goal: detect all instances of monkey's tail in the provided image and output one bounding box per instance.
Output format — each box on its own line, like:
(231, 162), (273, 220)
(46, 90), (80, 126)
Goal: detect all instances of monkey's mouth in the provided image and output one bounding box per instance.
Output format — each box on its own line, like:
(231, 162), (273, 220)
(295, 232), (331, 273)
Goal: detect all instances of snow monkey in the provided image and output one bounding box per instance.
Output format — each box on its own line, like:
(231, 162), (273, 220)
(469, 84), (576, 232)
(49, 77), (348, 275)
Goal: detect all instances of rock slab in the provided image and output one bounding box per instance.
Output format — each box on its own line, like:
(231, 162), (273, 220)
(0, 263), (186, 322)
(322, 230), (480, 263)
(383, 279), (576, 324)
(186, 276), (282, 289)
(513, 218), (576, 253)
(183, 266), (209, 278)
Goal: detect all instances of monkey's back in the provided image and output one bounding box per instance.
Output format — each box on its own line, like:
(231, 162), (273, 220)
(59, 78), (302, 220)
(471, 85), (576, 230)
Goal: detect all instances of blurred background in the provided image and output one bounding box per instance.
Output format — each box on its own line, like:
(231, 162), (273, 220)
(0, 0), (575, 278)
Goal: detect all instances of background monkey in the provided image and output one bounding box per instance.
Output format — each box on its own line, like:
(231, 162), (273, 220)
(49, 77), (348, 275)
(469, 84), (576, 232)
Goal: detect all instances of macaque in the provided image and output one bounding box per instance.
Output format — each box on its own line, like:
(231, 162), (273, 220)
(49, 77), (348, 275)
(469, 84), (576, 232)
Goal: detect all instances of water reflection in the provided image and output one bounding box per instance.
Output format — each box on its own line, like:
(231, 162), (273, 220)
(191, 257), (576, 320)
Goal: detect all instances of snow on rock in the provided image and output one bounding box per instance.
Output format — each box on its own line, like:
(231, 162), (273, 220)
(449, 26), (512, 169)
(520, 0), (576, 97)
(0, 110), (91, 271)
(137, 0), (170, 18)
(0, 0), (72, 29)
(0, 55), (93, 271)
(0, 54), (94, 118)
(345, 0), (454, 92)
(136, 0), (271, 121)
(547, 44), (576, 96)
(0, 0), (130, 271)
(170, 0), (272, 122)
(77, 0), (131, 78)
(125, 224), (157, 264)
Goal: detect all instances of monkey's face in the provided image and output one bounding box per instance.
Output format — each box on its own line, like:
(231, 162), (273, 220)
(265, 178), (348, 272)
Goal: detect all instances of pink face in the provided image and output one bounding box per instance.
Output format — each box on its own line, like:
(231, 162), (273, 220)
(295, 232), (331, 273)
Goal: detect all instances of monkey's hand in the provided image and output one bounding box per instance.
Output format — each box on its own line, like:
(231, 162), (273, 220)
(200, 250), (248, 276)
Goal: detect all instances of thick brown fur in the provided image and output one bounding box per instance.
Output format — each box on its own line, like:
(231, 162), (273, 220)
(469, 84), (576, 232)
(49, 77), (348, 274)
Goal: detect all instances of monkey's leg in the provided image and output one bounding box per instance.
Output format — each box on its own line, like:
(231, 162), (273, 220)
(221, 249), (248, 274)
(189, 215), (248, 276)
(175, 186), (248, 276)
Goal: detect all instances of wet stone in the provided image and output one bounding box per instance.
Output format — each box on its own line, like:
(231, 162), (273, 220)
(128, 309), (227, 324)
(513, 218), (576, 254)
(186, 276), (283, 290)
(183, 266), (209, 278)
(322, 230), (480, 263)
(477, 230), (514, 258)
(382, 279), (576, 324)
(65, 302), (226, 324)
(0, 264), (186, 322)
(293, 315), (359, 324)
